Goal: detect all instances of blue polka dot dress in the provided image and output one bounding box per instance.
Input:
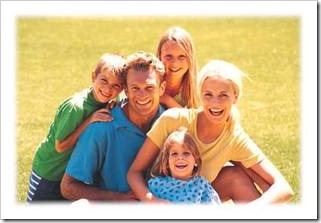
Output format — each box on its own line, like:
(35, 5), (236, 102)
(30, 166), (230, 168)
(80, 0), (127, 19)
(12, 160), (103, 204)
(148, 175), (221, 204)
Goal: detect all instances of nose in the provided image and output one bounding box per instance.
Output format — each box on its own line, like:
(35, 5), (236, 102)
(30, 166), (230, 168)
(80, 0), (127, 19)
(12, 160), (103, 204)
(210, 96), (221, 105)
(171, 57), (180, 66)
(137, 89), (148, 98)
(102, 84), (112, 92)
(176, 154), (185, 160)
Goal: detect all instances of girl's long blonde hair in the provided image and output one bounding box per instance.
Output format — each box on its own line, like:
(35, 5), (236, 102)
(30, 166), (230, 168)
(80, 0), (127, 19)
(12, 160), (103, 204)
(156, 26), (198, 108)
(150, 127), (202, 178)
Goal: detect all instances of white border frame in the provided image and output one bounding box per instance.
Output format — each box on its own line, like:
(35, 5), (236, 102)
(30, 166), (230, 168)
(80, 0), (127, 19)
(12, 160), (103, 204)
(1, 1), (317, 220)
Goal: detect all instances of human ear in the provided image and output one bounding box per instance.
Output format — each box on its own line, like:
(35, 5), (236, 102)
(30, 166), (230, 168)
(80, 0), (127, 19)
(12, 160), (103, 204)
(91, 71), (97, 83)
(233, 94), (238, 104)
(124, 86), (129, 97)
(233, 88), (239, 104)
(159, 80), (166, 96)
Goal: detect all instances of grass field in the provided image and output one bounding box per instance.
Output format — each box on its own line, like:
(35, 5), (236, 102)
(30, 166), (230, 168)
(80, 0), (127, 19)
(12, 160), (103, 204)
(17, 17), (299, 202)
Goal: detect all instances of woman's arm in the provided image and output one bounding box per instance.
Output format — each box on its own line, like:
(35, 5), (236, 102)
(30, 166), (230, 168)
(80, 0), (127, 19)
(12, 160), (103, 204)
(61, 174), (137, 201)
(230, 161), (271, 193)
(127, 138), (165, 202)
(248, 159), (294, 204)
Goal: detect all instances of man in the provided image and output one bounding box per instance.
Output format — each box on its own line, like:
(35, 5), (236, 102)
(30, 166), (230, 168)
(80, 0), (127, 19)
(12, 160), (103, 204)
(60, 51), (166, 201)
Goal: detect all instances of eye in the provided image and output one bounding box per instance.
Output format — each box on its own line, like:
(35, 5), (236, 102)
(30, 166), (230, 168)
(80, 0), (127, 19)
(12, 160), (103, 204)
(169, 152), (178, 157)
(146, 86), (155, 91)
(164, 55), (173, 61)
(112, 84), (121, 91)
(130, 86), (139, 91)
(100, 78), (108, 84)
(219, 93), (229, 99)
(182, 151), (192, 157)
(178, 55), (187, 61)
(203, 92), (213, 98)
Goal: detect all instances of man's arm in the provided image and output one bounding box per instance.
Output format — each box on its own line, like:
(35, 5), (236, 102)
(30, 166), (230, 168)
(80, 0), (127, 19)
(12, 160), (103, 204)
(60, 173), (137, 201)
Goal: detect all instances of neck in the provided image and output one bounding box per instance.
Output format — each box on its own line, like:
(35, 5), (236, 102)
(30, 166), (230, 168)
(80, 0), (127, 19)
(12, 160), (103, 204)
(123, 104), (157, 133)
(165, 79), (182, 96)
(196, 112), (225, 144)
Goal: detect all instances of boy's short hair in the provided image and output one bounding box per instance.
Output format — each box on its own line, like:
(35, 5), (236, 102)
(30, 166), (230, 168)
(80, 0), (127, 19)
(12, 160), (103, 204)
(122, 51), (165, 85)
(94, 53), (126, 81)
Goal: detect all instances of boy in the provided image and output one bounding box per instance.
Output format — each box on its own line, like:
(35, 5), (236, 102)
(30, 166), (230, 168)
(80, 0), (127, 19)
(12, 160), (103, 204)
(27, 53), (125, 202)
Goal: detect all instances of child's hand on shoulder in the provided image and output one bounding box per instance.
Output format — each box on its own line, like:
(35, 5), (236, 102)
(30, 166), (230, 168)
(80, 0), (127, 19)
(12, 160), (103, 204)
(88, 107), (113, 123)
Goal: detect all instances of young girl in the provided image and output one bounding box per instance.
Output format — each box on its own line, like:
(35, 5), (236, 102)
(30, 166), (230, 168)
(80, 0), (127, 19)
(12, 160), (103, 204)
(27, 53), (125, 202)
(147, 127), (221, 204)
(156, 26), (197, 108)
(128, 59), (294, 204)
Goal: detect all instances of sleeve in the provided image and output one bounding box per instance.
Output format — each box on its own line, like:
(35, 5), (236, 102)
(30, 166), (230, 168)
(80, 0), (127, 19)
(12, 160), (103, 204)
(147, 108), (186, 148)
(230, 125), (266, 168)
(65, 123), (107, 184)
(54, 100), (84, 141)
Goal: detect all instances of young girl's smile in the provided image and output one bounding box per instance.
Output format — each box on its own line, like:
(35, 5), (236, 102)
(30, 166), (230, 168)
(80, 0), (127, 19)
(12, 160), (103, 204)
(168, 143), (196, 180)
(160, 40), (189, 80)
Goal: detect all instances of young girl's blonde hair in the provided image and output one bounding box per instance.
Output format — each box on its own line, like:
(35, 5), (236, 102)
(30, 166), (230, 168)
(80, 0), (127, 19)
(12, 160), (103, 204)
(156, 26), (198, 108)
(150, 127), (202, 178)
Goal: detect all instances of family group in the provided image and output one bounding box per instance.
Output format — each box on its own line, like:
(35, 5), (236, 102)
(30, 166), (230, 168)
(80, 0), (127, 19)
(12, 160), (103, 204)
(26, 26), (294, 205)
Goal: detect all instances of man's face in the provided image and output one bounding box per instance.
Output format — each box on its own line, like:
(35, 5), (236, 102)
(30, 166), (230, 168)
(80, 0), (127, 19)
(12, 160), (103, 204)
(125, 68), (165, 118)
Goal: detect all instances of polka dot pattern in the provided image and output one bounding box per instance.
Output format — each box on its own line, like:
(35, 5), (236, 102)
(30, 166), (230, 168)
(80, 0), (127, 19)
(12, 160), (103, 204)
(148, 176), (221, 204)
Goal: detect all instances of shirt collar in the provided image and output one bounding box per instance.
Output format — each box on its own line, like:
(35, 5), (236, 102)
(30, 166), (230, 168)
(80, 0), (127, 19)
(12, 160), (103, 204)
(110, 105), (165, 135)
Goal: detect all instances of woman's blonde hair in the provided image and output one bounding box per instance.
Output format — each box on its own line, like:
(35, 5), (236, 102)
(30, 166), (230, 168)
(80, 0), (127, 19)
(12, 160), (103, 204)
(150, 127), (202, 178)
(197, 59), (244, 100)
(197, 60), (245, 123)
(156, 26), (198, 108)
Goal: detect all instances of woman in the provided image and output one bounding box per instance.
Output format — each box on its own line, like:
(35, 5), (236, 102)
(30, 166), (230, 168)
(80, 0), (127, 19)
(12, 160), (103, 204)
(127, 59), (294, 204)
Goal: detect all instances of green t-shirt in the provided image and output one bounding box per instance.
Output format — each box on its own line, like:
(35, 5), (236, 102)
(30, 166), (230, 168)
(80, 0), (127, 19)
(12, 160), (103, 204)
(32, 88), (106, 181)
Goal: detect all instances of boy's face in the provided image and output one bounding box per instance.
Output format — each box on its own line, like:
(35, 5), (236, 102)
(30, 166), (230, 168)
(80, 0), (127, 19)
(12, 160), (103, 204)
(124, 68), (165, 119)
(92, 70), (123, 103)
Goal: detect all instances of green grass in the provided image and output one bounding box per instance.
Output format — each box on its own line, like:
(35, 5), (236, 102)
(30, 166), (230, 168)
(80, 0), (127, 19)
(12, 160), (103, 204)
(17, 17), (299, 202)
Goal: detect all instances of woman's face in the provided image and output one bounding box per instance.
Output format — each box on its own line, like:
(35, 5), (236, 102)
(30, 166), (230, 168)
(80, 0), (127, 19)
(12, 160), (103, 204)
(160, 40), (189, 83)
(200, 76), (237, 124)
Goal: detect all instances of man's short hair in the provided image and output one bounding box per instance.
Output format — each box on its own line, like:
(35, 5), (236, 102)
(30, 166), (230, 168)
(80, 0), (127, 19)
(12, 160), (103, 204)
(122, 51), (165, 85)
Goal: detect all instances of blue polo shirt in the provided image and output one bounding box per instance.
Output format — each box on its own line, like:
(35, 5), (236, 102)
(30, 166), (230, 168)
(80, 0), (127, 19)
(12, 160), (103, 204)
(65, 106), (164, 193)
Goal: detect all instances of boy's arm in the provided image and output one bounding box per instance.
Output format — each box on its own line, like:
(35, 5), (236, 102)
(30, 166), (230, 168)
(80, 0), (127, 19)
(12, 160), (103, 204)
(55, 107), (112, 153)
(60, 174), (137, 201)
